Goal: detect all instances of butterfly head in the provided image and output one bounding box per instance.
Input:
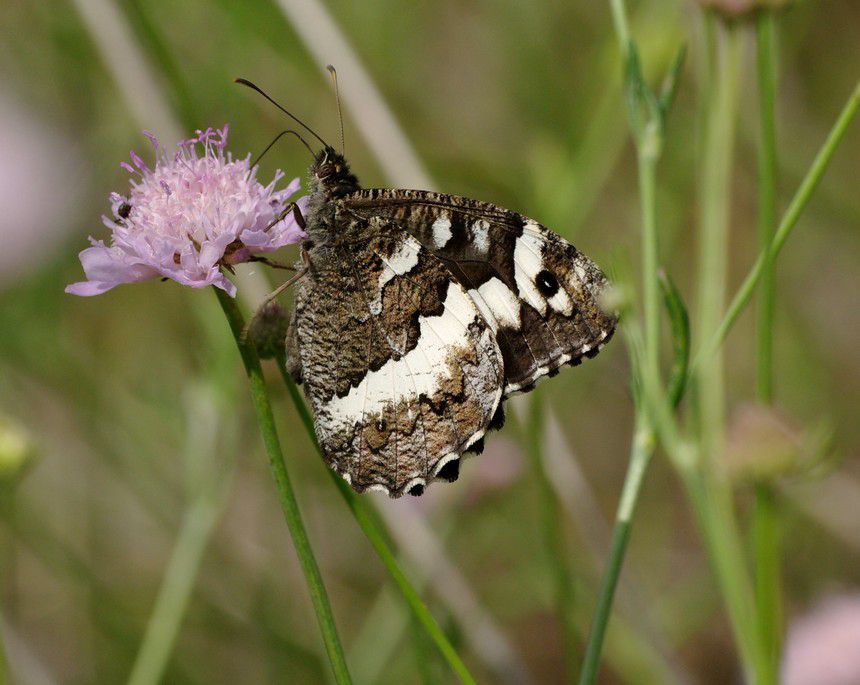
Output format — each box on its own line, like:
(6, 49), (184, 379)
(310, 146), (359, 197)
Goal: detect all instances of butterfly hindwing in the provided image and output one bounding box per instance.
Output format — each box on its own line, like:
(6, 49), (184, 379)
(342, 189), (616, 396)
(290, 216), (504, 497)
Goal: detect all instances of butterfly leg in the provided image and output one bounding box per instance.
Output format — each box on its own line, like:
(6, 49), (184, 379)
(259, 247), (310, 305)
(242, 247), (310, 348)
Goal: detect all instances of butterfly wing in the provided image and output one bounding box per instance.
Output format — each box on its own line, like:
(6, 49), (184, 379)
(342, 189), (616, 396)
(292, 216), (504, 497)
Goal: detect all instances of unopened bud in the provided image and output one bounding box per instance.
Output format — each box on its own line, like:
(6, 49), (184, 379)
(246, 301), (290, 360)
(696, 0), (792, 19)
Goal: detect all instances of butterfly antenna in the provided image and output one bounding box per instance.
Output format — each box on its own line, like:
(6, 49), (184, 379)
(251, 129), (315, 170)
(234, 78), (329, 150)
(326, 65), (345, 154)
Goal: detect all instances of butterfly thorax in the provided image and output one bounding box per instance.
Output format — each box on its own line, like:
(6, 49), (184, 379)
(304, 147), (363, 245)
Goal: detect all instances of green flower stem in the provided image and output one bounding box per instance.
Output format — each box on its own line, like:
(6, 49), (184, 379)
(578, 147), (661, 685)
(214, 288), (352, 685)
(639, 144), (662, 387)
(705, 77), (860, 358)
(274, 358), (478, 685)
(753, 482), (781, 684)
(609, 0), (631, 51)
(578, 421), (654, 685)
(525, 393), (578, 680)
(753, 14), (782, 685)
(579, 2), (665, 681)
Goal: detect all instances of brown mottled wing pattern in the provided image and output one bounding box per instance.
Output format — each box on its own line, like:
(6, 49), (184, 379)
(342, 189), (616, 396)
(291, 216), (503, 497)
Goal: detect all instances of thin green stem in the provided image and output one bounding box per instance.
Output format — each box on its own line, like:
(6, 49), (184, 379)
(639, 148), (662, 390)
(704, 77), (860, 358)
(608, 0), (631, 52)
(578, 2), (666, 680)
(273, 359), (477, 685)
(214, 289), (352, 685)
(525, 394), (578, 680)
(578, 421), (654, 685)
(753, 14), (782, 685)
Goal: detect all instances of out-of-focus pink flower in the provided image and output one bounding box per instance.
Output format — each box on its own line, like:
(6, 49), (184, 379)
(66, 126), (305, 297)
(782, 594), (860, 685)
(0, 93), (84, 290)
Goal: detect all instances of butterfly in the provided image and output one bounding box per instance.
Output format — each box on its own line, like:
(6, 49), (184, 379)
(240, 80), (616, 498)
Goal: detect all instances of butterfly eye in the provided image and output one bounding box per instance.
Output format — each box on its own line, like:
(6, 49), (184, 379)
(536, 269), (559, 297)
(375, 418), (387, 432)
(318, 163), (335, 178)
(117, 202), (132, 219)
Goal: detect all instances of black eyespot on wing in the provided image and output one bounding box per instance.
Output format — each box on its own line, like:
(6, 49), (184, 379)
(536, 269), (559, 297)
(408, 483), (425, 497)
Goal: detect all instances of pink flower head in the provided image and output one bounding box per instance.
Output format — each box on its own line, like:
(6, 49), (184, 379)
(66, 125), (306, 297)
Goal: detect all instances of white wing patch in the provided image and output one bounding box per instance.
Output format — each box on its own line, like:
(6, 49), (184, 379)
(370, 239), (419, 315)
(513, 222), (548, 315)
(323, 283), (481, 433)
(432, 214), (453, 248)
(468, 277), (521, 333)
(471, 219), (490, 254)
(547, 286), (573, 315)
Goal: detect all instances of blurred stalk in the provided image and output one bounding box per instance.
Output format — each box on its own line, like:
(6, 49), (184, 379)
(411, 614), (437, 685)
(754, 15), (778, 406)
(752, 13), (782, 685)
(525, 394), (578, 679)
(0, 621), (8, 685)
(690, 17), (764, 683)
(694, 18), (739, 466)
(127, 389), (235, 685)
(703, 77), (860, 357)
(274, 359), (478, 685)
(127, 475), (230, 685)
(214, 289), (352, 685)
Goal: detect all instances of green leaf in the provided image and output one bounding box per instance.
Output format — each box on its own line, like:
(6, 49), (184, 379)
(658, 44), (687, 122)
(659, 269), (690, 408)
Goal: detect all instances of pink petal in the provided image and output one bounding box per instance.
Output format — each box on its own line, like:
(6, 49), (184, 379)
(65, 244), (159, 296)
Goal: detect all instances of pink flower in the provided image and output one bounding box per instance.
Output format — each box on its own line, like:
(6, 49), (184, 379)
(66, 125), (305, 298)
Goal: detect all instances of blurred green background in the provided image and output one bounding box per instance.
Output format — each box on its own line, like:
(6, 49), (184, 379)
(0, 0), (858, 683)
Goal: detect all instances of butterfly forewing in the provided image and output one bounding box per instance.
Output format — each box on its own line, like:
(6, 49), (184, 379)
(342, 189), (617, 396)
(290, 217), (503, 497)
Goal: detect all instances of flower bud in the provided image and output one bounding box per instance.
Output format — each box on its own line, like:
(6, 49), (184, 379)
(723, 404), (830, 482)
(696, 0), (791, 19)
(246, 301), (290, 360)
